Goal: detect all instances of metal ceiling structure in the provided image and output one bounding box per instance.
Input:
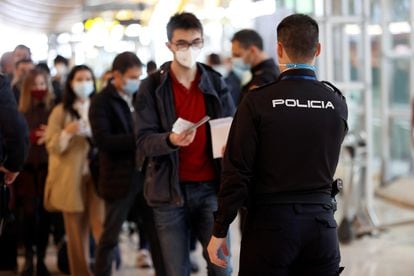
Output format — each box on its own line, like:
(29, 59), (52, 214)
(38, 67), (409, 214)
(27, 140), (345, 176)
(0, 0), (84, 33)
(0, 0), (158, 33)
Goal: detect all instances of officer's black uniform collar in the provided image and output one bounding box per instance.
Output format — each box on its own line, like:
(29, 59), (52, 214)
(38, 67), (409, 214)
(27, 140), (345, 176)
(278, 68), (317, 81)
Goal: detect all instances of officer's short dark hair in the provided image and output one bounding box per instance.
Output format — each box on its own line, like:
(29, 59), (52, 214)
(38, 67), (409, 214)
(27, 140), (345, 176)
(112, 51), (142, 74)
(54, 55), (69, 66)
(166, 12), (203, 42)
(231, 29), (263, 51)
(277, 14), (319, 61)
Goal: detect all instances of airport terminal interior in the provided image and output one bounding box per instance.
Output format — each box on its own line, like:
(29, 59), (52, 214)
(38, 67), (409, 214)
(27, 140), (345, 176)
(1, 0), (414, 275)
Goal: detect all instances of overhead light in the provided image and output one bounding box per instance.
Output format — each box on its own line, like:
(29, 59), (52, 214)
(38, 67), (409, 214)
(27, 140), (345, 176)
(345, 22), (410, 36)
(345, 24), (383, 36)
(368, 25), (382, 36)
(139, 27), (151, 46)
(344, 24), (361, 35)
(125, 23), (142, 37)
(389, 22), (411, 34)
(116, 10), (133, 21)
(57, 33), (71, 44)
(72, 22), (84, 34)
(226, 0), (276, 22)
(110, 24), (124, 41)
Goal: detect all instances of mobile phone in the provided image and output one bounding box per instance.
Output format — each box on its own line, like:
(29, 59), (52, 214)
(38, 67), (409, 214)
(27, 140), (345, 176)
(185, 116), (210, 132)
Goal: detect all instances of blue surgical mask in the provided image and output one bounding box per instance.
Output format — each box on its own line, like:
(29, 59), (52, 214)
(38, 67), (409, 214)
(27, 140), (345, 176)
(232, 57), (250, 72)
(123, 79), (140, 95)
(73, 81), (94, 100)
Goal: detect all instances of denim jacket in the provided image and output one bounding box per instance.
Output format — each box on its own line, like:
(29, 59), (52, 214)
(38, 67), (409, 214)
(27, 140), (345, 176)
(134, 62), (235, 207)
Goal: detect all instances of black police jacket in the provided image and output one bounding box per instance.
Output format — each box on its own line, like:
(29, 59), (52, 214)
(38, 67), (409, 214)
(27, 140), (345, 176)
(0, 74), (29, 172)
(213, 68), (348, 237)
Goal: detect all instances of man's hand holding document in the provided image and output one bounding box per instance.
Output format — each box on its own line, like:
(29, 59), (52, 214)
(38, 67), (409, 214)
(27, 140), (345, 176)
(172, 116), (210, 134)
(170, 116), (210, 147)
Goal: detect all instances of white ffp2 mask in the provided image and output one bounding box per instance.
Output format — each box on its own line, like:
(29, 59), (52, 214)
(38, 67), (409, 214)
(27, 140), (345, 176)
(175, 47), (201, 69)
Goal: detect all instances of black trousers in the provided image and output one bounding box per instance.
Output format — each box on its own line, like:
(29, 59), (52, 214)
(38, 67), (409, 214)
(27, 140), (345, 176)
(239, 203), (341, 276)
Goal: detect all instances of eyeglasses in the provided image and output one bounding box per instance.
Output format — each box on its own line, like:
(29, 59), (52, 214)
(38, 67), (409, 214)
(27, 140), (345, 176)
(171, 39), (204, 51)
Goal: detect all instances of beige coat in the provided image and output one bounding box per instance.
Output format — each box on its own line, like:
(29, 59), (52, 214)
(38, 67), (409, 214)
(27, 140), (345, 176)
(44, 104), (90, 212)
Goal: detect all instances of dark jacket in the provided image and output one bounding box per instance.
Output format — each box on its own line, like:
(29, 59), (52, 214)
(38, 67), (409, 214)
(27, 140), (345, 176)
(213, 69), (348, 237)
(0, 74), (29, 172)
(238, 58), (279, 104)
(135, 62), (235, 207)
(24, 102), (50, 168)
(14, 101), (50, 198)
(89, 82), (136, 201)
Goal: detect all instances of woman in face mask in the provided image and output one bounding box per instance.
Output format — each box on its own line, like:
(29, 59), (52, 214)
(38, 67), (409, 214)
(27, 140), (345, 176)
(44, 65), (104, 276)
(15, 68), (54, 275)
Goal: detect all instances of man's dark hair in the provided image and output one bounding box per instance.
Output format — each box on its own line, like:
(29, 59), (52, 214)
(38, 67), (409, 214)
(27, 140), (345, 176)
(231, 29), (263, 51)
(36, 62), (51, 75)
(54, 55), (69, 66)
(166, 12), (203, 42)
(146, 60), (157, 74)
(207, 53), (221, 66)
(14, 44), (31, 55)
(277, 14), (319, 61)
(15, 59), (33, 69)
(112, 51), (142, 74)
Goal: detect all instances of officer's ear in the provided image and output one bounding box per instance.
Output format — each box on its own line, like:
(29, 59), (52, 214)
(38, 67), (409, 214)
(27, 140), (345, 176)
(276, 42), (284, 59)
(315, 43), (321, 57)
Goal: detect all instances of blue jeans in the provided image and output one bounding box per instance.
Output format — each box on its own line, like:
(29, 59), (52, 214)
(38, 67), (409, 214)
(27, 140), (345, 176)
(153, 181), (232, 276)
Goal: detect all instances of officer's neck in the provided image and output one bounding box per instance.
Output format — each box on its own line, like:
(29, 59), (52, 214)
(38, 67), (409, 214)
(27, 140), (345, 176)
(279, 57), (316, 73)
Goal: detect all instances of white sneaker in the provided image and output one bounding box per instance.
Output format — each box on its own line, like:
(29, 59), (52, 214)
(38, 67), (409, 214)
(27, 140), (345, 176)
(136, 249), (153, 268)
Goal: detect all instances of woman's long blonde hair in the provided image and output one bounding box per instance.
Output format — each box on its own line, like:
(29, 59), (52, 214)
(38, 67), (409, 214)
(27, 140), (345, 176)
(19, 68), (54, 113)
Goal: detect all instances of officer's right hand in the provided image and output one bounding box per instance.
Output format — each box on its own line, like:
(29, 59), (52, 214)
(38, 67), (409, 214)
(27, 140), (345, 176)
(169, 130), (196, 147)
(207, 235), (229, 268)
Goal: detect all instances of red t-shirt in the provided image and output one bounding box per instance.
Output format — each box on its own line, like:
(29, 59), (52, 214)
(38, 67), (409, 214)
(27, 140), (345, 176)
(170, 70), (216, 182)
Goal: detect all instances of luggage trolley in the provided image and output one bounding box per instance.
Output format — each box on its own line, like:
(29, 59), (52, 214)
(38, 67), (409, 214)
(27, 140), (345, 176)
(337, 132), (414, 243)
(337, 132), (378, 243)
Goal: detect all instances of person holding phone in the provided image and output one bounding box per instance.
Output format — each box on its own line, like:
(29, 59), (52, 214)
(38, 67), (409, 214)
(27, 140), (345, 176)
(135, 12), (235, 276)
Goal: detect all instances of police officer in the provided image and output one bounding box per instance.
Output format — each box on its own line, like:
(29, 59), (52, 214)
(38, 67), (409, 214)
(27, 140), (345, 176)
(208, 14), (347, 275)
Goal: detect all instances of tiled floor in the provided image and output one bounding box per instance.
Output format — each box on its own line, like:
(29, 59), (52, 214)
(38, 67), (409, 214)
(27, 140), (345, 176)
(4, 197), (414, 276)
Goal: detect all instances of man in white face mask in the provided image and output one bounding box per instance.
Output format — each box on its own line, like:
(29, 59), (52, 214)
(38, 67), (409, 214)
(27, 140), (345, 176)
(134, 12), (235, 276)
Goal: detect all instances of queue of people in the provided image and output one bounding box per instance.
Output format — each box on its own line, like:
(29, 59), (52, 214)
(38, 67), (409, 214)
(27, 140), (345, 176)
(0, 11), (346, 276)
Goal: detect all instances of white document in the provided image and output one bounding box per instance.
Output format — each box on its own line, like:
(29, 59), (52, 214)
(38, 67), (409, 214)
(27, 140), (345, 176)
(172, 118), (194, 134)
(172, 116), (210, 134)
(209, 117), (233, 159)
